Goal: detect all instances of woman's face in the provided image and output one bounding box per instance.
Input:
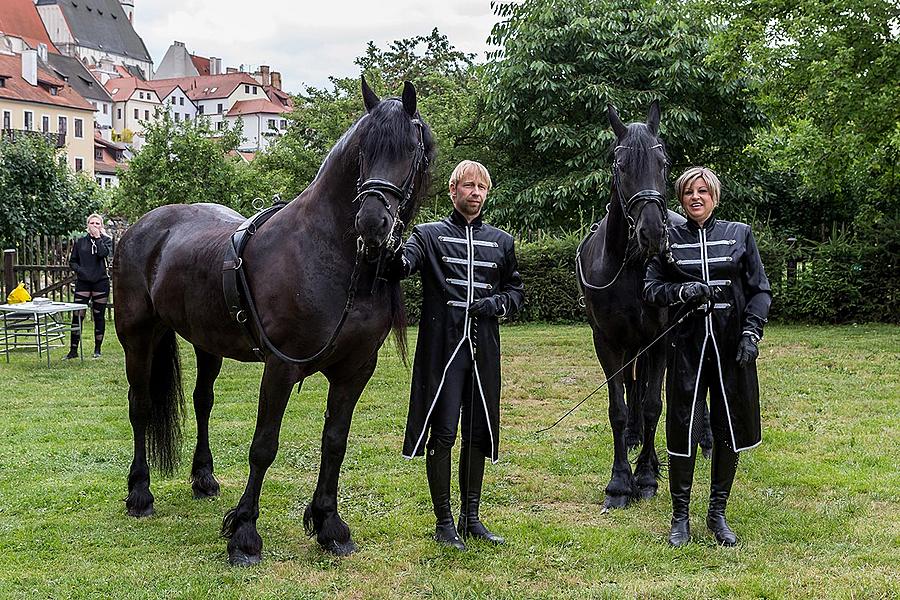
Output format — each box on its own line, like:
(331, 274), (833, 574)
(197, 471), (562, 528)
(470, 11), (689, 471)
(87, 217), (102, 231)
(680, 176), (716, 225)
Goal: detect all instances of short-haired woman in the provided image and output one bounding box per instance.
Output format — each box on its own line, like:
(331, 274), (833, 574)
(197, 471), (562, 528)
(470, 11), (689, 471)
(644, 167), (772, 547)
(65, 213), (113, 359)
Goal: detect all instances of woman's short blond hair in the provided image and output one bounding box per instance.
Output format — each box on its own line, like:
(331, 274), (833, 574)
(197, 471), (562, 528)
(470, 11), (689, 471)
(675, 167), (721, 206)
(449, 160), (492, 191)
(86, 213), (104, 225)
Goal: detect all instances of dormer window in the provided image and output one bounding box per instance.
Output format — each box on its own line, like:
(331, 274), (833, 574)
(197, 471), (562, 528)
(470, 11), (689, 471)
(49, 86), (58, 96)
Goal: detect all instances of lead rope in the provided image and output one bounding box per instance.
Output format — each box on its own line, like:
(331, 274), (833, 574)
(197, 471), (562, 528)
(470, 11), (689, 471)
(535, 303), (695, 434)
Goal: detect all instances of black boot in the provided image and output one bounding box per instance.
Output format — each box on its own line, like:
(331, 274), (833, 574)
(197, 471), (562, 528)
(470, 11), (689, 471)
(668, 451), (696, 547)
(458, 441), (504, 545)
(426, 442), (465, 551)
(707, 441), (739, 546)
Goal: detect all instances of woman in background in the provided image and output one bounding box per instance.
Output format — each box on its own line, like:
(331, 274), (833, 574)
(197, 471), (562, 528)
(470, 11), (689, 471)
(65, 213), (113, 359)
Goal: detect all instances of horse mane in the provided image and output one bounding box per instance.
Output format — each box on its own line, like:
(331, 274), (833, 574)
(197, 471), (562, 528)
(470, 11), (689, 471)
(353, 97), (437, 366)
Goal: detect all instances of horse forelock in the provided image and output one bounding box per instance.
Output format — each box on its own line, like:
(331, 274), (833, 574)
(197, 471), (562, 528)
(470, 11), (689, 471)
(611, 123), (668, 176)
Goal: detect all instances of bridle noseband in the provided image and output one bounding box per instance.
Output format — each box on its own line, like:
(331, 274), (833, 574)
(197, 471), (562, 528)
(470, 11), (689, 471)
(353, 118), (428, 251)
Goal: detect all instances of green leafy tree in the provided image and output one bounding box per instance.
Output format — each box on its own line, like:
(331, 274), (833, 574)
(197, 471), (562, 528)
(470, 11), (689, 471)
(484, 0), (763, 231)
(112, 110), (248, 219)
(702, 0), (900, 237)
(0, 134), (100, 247)
(260, 29), (493, 222)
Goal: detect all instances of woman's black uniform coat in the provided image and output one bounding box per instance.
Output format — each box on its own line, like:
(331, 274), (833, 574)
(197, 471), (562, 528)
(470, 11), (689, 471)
(644, 217), (771, 457)
(401, 210), (524, 463)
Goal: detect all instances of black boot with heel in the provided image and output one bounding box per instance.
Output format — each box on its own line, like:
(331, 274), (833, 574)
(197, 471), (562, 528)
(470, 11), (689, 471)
(668, 451), (697, 547)
(457, 441), (504, 545)
(426, 442), (466, 551)
(707, 441), (739, 546)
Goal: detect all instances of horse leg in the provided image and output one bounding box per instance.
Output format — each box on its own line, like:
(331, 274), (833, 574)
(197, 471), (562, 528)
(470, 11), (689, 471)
(594, 332), (634, 509)
(304, 357), (376, 556)
(221, 360), (297, 566)
(623, 365), (643, 451)
(191, 347), (223, 499)
(634, 347), (665, 500)
(123, 328), (159, 517)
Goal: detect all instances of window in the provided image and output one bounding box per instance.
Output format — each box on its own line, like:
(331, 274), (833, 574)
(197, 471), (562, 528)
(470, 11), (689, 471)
(179, 97), (184, 106)
(58, 116), (67, 134)
(117, 108), (122, 119)
(280, 119), (287, 129)
(217, 103), (223, 114)
(134, 108), (139, 119)
(144, 110), (149, 120)
(138, 91), (143, 100)
(267, 118), (276, 129)
(42, 116), (50, 133)
(95, 148), (103, 160)
(252, 86), (257, 94)
(49, 87), (58, 96)
(184, 113), (190, 121)
(3, 111), (10, 129)
(74, 118), (83, 138)
(170, 97), (175, 105)
(74, 157), (83, 172)
(245, 85), (250, 94)
(216, 121), (224, 131)
(96, 176), (102, 185)
(24, 111), (33, 131)
(102, 104), (108, 114)
(174, 113), (180, 122)
(198, 105), (204, 115)
(0, 78), (5, 88)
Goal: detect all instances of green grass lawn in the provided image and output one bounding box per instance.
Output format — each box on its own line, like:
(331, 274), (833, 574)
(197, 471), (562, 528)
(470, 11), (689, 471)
(0, 322), (897, 599)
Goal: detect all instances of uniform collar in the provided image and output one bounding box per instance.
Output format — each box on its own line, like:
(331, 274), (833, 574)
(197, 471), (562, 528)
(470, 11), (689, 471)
(449, 208), (483, 228)
(686, 215), (717, 232)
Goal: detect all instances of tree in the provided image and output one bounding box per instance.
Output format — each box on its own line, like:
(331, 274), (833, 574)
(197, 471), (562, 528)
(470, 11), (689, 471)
(260, 29), (493, 223)
(702, 0), (900, 237)
(0, 134), (100, 248)
(112, 110), (251, 219)
(484, 0), (764, 231)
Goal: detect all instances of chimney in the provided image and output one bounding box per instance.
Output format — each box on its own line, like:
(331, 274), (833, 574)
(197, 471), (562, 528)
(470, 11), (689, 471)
(209, 57), (222, 76)
(259, 65), (270, 86)
(120, 0), (135, 24)
(271, 71), (282, 91)
(37, 43), (49, 62)
(226, 67), (237, 74)
(22, 49), (37, 86)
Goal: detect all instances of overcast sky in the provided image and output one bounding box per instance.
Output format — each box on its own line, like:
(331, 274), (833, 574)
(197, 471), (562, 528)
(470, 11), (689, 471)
(135, 0), (501, 92)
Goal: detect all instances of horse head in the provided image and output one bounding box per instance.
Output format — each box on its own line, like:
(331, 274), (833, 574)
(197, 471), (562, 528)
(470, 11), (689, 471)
(354, 77), (434, 249)
(608, 101), (670, 258)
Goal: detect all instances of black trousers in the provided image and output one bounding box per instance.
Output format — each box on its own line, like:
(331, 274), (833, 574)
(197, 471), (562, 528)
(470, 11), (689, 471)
(685, 350), (733, 450)
(427, 345), (490, 450)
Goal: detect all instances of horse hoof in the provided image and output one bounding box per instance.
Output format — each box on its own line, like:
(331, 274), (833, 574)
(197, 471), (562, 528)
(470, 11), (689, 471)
(192, 474), (221, 499)
(323, 539), (358, 556)
(127, 504), (154, 518)
(603, 494), (631, 510)
(228, 549), (261, 567)
(638, 485), (658, 500)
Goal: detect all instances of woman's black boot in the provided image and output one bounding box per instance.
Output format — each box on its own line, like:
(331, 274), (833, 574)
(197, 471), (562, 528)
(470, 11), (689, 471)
(668, 452), (697, 547)
(458, 441), (504, 545)
(426, 442), (466, 550)
(707, 441), (739, 546)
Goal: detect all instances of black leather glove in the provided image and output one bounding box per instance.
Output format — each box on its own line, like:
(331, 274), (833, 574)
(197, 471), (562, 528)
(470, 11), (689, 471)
(381, 247), (407, 282)
(467, 297), (499, 317)
(679, 282), (712, 304)
(735, 334), (759, 367)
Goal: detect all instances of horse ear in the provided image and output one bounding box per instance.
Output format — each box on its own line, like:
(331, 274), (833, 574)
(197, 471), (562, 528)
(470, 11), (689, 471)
(361, 76), (380, 113)
(647, 100), (661, 136)
(608, 103), (627, 139)
(401, 81), (417, 117)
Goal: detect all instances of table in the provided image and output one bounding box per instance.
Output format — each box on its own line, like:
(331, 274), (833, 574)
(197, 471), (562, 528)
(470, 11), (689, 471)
(0, 301), (85, 366)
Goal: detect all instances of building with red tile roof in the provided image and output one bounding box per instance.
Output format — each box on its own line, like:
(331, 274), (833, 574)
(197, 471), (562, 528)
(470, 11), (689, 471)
(0, 0), (60, 54)
(0, 51), (95, 174)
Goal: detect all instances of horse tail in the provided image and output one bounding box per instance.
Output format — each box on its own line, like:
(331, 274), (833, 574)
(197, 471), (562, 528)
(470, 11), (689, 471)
(147, 328), (185, 475)
(389, 282), (409, 366)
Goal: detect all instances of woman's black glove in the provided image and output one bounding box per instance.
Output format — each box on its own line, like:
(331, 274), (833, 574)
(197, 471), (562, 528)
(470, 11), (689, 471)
(679, 282), (712, 304)
(381, 247), (407, 282)
(468, 297), (500, 317)
(735, 334), (759, 367)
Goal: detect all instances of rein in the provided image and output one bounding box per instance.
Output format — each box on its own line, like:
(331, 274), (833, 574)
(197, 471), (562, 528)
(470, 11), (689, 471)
(576, 144), (669, 292)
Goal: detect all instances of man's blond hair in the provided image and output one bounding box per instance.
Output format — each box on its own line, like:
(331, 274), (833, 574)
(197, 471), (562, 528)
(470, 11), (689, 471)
(675, 167), (721, 206)
(449, 160), (492, 192)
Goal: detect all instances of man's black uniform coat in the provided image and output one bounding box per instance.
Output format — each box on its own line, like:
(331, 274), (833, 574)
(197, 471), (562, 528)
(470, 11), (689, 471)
(401, 210), (524, 463)
(644, 217), (771, 457)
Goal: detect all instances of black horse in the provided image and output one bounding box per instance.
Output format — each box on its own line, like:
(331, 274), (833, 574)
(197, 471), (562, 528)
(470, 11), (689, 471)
(113, 78), (435, 564)
(578, 102), (694, 509)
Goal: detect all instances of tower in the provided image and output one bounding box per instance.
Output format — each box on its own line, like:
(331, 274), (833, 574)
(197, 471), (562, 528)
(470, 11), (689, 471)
(120, 0), (135, 24)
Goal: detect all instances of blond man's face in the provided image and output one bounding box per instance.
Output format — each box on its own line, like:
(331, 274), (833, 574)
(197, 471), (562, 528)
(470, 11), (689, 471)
(450, 169), (489, 222)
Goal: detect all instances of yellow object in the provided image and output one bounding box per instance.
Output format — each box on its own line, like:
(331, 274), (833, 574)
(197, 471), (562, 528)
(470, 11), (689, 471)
(6, 283), (31, 304)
